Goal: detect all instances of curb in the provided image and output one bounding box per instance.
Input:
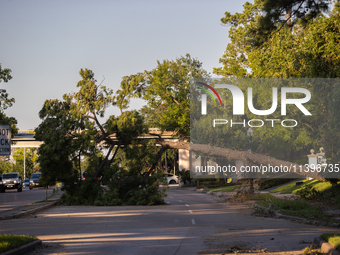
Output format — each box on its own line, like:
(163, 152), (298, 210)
(314, 237), (340, 255)
(196, 188), (207, 193)
(197, 189), (237, 197)
(0, 239), (42, 255)
(195, 188), (340, 228)
(275, 213), (340, 227)
(0, 201), (57, 220)
(274, 210), (340, 228)
(193, 187), (340, 254)
(253, 203), (340, 228)
(275, 212), (307, 222)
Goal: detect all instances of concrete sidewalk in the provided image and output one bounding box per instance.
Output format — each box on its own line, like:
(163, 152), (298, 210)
(0, 190), (63, 220)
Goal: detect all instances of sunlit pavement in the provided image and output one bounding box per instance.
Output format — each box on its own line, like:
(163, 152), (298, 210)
(0, 188), (339, 254)
(0, 187), (55, 212)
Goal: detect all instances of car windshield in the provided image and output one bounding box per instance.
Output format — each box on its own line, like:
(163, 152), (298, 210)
(2, 174), (18, 179)
(31, 173), (41, 178)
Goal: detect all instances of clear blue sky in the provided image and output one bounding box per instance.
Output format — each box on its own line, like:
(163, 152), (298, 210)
(0, 0), (247, 130)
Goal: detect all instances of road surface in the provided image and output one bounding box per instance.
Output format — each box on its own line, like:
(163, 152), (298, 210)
(0, 188), (338, 254)
(0, 186), (55, 212)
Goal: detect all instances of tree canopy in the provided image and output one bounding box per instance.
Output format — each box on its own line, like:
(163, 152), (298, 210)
(256, 0), (331, 44)
(209, 2), (340, 180)
(35, 68), (166, 205)
(118, 54), (209, 138)
(0, 64), (18, 137)
(213, 0), (264, 78)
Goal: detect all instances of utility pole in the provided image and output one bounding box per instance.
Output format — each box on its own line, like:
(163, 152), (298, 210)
(24, 147), (26, 179)
(165, 152), (167, 173)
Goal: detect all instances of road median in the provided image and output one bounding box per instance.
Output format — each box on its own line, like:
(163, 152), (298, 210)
(0, 190), (63, 220)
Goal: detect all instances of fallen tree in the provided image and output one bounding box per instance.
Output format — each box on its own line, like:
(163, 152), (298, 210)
(154, 139), (325, 180)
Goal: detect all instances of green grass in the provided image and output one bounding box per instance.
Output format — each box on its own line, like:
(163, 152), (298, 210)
(0, 234), (38, 253)
(248, 193), (281, 208)
(207, 183), (238, 192)
(273, 199), (330, 221)
(270, 180), (303, 193)
(255, 197), (331, 222)
(207, 183), (262, 193)
(270, 179), (334, 194)
(321, 233), (340, 251)
(247, 193), (281, 201)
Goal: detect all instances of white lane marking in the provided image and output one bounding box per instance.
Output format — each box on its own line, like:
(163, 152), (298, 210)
(178, 200), (183, 202)
(169, 196), (173, 198)
(189, 210), (193, 214)
(166, 202), (170, 204)
(185, 204), (189, 207)
(191, 219), (196, 225)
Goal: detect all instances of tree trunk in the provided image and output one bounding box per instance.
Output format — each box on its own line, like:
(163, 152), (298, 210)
(155, 140), (324, 180)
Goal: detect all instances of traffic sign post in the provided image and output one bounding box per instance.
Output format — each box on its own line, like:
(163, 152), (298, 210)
(0, 125), (11, 155)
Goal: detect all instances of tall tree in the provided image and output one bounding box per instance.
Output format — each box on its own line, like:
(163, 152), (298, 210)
(35, 99), (82, 188)
(118, 54), (209, 138)
(211, 3), (340, 180)
(256, 0), (330, 44)
(250, 6), (340, 161)
(35, 68), (117, 188)
(0, 63), (18, 137)
(213, 0), (265, 78)
(12, 148), (39, 179)
(250, 6), (340, 78)
(35, 69), (166, 205)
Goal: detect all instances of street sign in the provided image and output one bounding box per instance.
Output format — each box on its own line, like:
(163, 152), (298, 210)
(0, 125), (11, 155)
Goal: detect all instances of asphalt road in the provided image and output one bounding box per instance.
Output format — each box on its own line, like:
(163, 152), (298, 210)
(0, 188), (339, 254)
(0, 186), (54, 212)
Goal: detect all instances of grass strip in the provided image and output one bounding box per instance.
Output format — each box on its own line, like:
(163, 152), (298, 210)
(321, 233), (340, 251)
(270, 179), (335, 194)
(270, 181), (302, 193)
(272, 199), (330, 222)
(246, 193), (280, 201)
(206, 183), (237, 192)
(251, 195), (331, 222)
(0, 234), (38, 253)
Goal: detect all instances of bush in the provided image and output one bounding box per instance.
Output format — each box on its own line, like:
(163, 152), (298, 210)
(177, 169), (190, 184)
(193, 177), (217, 182)
(61, 177), (103, 205)
(258, 178), (295, 190)
(61, 169), (167, 206)
(297, 185), (320, 200)
(321, 233), (340, 251)
(326, 178), (340, 186)
(60, 144), (169, 206)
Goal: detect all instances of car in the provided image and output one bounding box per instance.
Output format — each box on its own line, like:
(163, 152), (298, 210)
(81, 171), (101, 181)
(23, 178), (30, 187)
(29, 172), (44, 190)
(1, 172), (22, 192)
(163, 173), (179, 184)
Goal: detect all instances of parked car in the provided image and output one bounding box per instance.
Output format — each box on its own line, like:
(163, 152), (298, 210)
(1, 172), (22, 192)
(81, 171), (101, 181)
(162, 173), (179, 184)
(29, 172), (44, 190)
(23, 178), (30, 187)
